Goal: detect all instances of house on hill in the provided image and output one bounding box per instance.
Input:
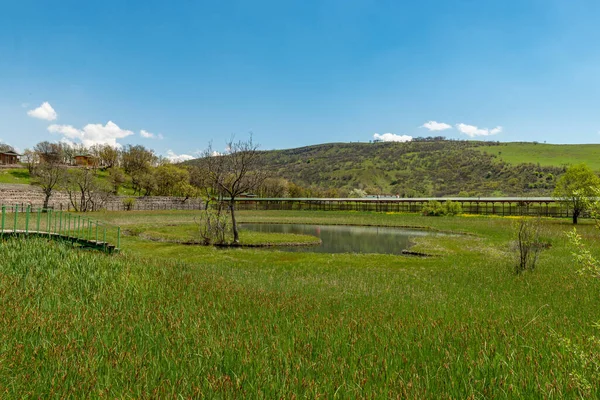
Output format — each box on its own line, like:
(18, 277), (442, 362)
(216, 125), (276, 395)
(0, 150), (21, 165)
(74, 154), (98, 167)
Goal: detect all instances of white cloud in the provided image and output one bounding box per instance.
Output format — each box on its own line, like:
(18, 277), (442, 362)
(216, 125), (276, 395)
(140, 130), (164, 139)
(373, 133), (413, 143)
(166, 150), (194, 163)
(48, 121), (134, 147)
(421, 121), (452, 131)
(27, 102), (58, 121)
(456, 123), (502, 137)
(48, 124), (81, 137)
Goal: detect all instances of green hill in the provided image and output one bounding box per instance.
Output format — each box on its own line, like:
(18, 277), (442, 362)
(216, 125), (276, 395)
(190, 139), (592, 197)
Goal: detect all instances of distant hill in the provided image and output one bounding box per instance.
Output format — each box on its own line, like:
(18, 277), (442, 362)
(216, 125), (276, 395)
(188, 140), (598, 197)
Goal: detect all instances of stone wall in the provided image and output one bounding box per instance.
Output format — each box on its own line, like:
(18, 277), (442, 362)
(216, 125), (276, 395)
(0, 184), (204, 211)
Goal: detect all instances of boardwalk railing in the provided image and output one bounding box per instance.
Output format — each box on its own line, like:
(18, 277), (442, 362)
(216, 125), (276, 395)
(233, 197), (575, 218)
(0, 204), (120, 253)
(2, 197), (580, 218)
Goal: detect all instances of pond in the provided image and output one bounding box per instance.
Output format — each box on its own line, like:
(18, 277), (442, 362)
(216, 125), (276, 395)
(240, 223), (446, 255)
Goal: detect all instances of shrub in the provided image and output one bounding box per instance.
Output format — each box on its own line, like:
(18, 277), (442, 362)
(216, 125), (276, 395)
(444, 201), (463, 216)
(197, 204), (232, 245)
(421, 201), (444, 216)
(123, 197), (136, 211)
(422, 200), (462, 216)
(511, 217), (544, 274)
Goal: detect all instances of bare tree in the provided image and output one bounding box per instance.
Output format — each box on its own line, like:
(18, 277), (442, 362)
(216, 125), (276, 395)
(512, 217), (545, 274)
(32, 163), (66, 209)
(22, 149), (39, 174)
(0, 143), (14, 152)
(34, 141), (64, 164)
(199, 136), (267, 243)
(63, 168), (112, 212)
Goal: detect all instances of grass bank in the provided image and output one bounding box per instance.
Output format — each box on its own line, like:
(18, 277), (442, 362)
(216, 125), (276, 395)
(0, 168), (30, 185)
(1, 210), (599, 397)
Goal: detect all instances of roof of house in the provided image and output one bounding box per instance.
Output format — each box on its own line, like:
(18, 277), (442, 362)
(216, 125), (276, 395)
(0, 151), (21, 156)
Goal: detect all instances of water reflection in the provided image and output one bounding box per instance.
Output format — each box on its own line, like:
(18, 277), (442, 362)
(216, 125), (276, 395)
(241, 223), (444, 255)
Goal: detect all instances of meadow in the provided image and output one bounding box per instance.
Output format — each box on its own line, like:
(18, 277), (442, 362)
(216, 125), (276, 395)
(478, 142), (600, 171)
(0, 168), (31, 185)
(1, 209), (599, 398)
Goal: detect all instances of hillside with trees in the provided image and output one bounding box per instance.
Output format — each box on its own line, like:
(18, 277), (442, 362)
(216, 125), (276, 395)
(189, 139), (568, 197)
(5, 138), (596, 200)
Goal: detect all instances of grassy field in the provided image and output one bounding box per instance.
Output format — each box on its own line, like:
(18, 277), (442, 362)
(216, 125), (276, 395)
(478, 142), (600, 171)
(1, 210), (600, 397)
(0, 168), (31, 184)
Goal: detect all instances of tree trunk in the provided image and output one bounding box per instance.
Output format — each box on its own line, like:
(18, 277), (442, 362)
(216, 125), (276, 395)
(43, 192), (51, 210)
(573, 210), (579, 224)
(230, 200), (239, 244)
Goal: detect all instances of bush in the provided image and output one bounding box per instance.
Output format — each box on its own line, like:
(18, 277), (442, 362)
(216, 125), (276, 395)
(444, 201), (463, 216)
(197, 204), (232, 245)
(511, 217), (544, 274)
(422, 200), (462, 216)
(123, 197), (136, 211)
(422, 201), (444, 216)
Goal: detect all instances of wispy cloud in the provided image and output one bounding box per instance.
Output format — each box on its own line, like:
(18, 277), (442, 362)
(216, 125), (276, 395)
(456, 123), (502, 137)
(48, 121), (135, 147)
(140, 129), (164, 139)
(420, 121), (452, 131)
(27, 102), (57, 121)
(373, 133), (413, 142)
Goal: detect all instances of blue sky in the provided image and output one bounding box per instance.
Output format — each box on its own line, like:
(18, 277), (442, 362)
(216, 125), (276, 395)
(1, 0), (599, 159)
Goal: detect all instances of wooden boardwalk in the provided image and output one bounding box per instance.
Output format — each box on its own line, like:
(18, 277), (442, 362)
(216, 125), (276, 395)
(0, 230), (119, 253)
(0, 205), (121, 254)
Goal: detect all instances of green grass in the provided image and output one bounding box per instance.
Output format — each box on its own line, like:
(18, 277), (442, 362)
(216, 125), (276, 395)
(0, 168), (31, 184)
(478, 142), (600, 171)
(1, 210), (600, 397)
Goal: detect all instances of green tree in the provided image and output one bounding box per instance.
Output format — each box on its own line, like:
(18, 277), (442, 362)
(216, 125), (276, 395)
(121, 145), (157, 194)
(153, 164), (191, 197)
(553, 164), (600, 224)
(107, 167), (126, 195)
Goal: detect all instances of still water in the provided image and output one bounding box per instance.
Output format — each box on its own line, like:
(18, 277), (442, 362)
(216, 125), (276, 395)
(241, 223), (444, 255)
